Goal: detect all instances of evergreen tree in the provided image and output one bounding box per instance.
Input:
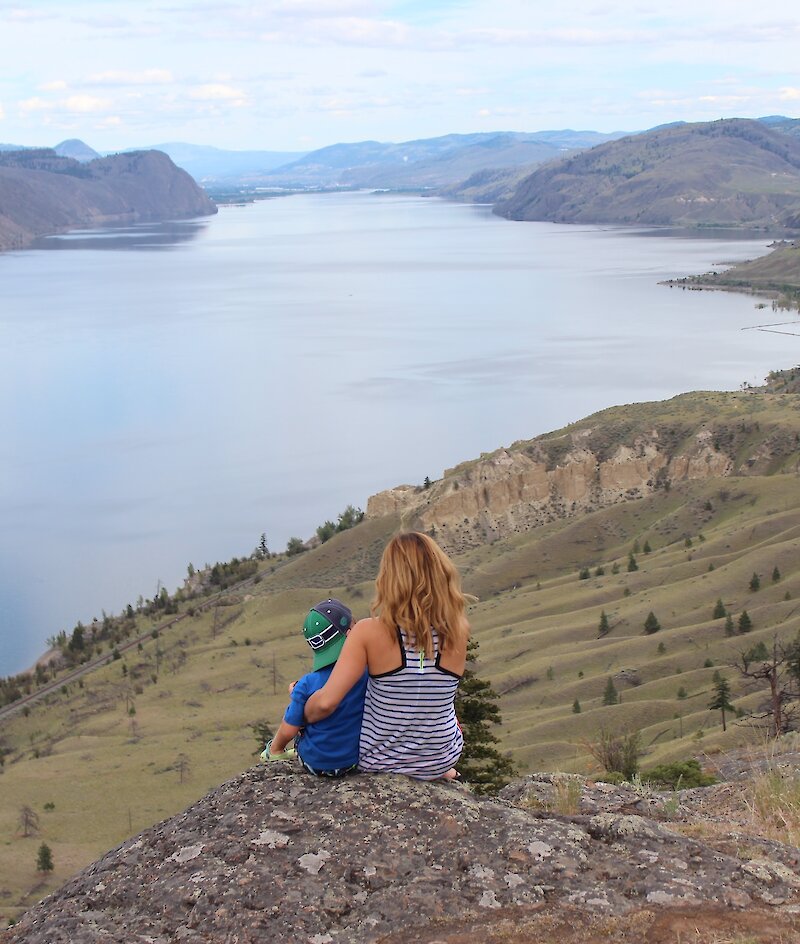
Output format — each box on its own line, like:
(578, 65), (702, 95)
(772, 566), (781, 583)
(724, 613), (735, 637)
(597, 610), (610, 638)
(643, 540), (652, 554)
(572, 698), (581, 713)
(738, 610), (753, 634)
(712, 598), (726, 620)
(36, 843), (54, 874)
(643, 611), (661, 634)
(454, 640), (515, 795)
(749, 572), (761, 592)
(708, 675), (734, 731)
(627, 553), (639, 573)
(602, 676), (619, 705)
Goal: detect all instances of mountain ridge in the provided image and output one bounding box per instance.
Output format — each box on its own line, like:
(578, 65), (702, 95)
(495, 118), (800, 228)
(0, 148), (216, 251)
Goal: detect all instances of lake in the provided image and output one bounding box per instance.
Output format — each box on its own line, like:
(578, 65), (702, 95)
(0, 192), (792, 674)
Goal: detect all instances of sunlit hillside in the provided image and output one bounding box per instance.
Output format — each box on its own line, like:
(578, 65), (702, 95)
(2, 373), (800, 924)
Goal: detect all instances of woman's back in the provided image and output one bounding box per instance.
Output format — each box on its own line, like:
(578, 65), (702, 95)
(359, 624), (463, 780)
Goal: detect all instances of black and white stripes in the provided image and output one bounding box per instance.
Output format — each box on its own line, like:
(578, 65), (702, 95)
(358, 628), (463, 780)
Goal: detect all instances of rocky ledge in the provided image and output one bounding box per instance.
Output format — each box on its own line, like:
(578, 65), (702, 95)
(7, 765), (800, 943)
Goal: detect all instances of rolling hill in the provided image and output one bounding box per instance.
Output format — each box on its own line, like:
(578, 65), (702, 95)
(495, 119), (800, 228)
(1, 368), (800, 922)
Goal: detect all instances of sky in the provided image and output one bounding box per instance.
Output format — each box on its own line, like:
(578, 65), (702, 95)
(0, 0), (799, 153)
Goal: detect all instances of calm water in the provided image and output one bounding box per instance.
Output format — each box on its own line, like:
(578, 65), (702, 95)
(0, 193), (792, 674)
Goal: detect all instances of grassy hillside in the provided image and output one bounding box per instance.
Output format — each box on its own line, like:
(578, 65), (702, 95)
(2, 380), (800, 924)
(495, 118), (800, 227)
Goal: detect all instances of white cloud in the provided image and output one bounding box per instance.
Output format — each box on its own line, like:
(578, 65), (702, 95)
(188, 84), (248, 106)
(310, 16), (412, 46)
(86, 69), (174, 86)
(40, 80), (68, 92)
(18, 97), (51, 115)
(65, 94), (113, 114)
(779, 87), (800, 101)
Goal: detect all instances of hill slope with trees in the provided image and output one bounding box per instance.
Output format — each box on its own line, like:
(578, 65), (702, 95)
(0, 149), (216, 251)
(1, 368), (800, 924)
(495, 119), (800, 227)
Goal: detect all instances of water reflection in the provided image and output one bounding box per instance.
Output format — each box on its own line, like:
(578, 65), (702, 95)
(30, 218), (209, 251)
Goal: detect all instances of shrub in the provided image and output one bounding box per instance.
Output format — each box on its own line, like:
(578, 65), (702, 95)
(585, 728), (642, 780)
(643, 759), (716, 789)
(579, 567), (590, 580)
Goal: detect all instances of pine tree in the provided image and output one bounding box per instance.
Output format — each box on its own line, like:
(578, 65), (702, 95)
(749, 573), (761, 592)
(724, 613), (735, 636)
(627, 553), (639, 573)
(708, 675), (735, 731)
(643, 540), (652, 554)
(36, 843), (54, 874)
(572, 699), (581, 713)
(455, 640), (515, 795)
(643, 611), (661, 634)
(602, 676), (619, 705)
(597, 610), (610, 638)
(738, 610), (753, 634)
(713, 598), (726, 620)
(772, 566), (781, 583)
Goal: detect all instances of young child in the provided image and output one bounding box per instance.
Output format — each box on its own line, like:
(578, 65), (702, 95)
(263, 598), (367, 777)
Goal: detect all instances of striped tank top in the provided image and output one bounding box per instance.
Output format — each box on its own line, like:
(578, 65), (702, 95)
(358, 627), (464, 780)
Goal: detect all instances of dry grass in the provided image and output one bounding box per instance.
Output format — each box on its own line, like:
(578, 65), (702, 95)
(746, 766), (800, 846)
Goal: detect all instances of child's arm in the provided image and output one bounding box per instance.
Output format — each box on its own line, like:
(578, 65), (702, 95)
(268, 720), (301, 756)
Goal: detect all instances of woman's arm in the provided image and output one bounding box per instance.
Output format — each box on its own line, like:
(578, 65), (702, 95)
(304, 622), (369, 723)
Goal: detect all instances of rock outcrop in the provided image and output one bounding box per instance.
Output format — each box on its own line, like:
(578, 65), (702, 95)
(366, 390), (800, 552)
(8, 766), (800, 943)
(0, 148), (216, 251)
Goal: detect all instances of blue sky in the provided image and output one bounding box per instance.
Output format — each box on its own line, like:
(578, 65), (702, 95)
(0, 0), (798, 151)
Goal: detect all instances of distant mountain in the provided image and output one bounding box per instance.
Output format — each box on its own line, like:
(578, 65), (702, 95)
(495, 118), (800, 228)
(121, 143), (309, 183)
(0, 148), (216, 251)
(54, 139), (100, 162)
(249, 130), (628, 190)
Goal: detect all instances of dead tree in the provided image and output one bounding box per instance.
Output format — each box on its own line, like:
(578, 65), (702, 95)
(732, 634), (800, 737)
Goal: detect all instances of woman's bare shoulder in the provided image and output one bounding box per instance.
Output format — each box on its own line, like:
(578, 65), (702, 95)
(351, 616), (391, 638)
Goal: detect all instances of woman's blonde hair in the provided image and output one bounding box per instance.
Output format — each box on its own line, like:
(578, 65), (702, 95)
(371, 532), (469, 655)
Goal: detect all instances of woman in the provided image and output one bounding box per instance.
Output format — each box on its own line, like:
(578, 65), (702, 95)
(304, 531), (469, 780)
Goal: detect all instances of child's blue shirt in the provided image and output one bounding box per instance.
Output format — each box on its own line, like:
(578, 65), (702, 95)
(284, 665), (368, 771)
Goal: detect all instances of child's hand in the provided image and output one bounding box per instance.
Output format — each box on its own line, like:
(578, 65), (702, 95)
(288, 680), (298, 694)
